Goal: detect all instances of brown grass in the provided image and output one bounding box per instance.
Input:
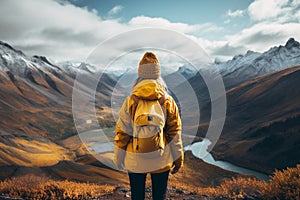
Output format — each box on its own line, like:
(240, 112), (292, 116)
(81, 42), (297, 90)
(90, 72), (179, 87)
(263, 164), (300, 200)
(210, 177), (267, 199)
(208, 164), (300, 199)
(0, 174), (114, 200)
(1, 165), (300, 199)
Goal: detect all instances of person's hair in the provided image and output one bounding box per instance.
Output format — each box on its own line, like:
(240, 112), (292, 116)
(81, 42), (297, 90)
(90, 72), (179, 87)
(132, 77), (169, 93)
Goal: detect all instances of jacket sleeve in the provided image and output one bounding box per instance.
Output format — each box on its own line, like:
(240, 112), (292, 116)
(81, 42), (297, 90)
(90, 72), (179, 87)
(114, 97), (132, 167)
(164, 96), (184, 167)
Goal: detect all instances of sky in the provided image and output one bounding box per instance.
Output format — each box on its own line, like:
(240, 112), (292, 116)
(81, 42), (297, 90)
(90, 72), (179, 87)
(0, 0), (300, 64)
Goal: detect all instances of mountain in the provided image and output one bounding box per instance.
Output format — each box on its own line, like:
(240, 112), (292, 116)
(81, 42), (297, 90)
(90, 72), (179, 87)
(208, 65), (300, 174)
(0, 40), (117, 167)
(217, 38), (300, 89)
(57, 61), (97, 78)
(176, 38), (300, 174)
(0, 41), (244, 188)
(177, 64), (198, 79)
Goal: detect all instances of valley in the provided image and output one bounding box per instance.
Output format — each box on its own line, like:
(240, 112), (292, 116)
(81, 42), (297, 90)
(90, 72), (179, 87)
(0, 38), (300, 191)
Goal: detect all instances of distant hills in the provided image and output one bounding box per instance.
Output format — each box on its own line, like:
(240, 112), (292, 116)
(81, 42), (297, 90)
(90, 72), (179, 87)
(211, 64), (300, 174)
(193, 38), (300, 174)
(0, 40), (116, 168)
(217, 38), (300, 89)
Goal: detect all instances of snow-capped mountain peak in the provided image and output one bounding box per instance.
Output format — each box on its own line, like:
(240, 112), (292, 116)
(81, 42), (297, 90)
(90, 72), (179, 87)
(178, 65), (198, 78)
(217, 38), (300, 88)
(216, 50), (261, 74)
(285, 38), (300, 49)
(0, 40), (66, 78)
(0, 41), (35, 74)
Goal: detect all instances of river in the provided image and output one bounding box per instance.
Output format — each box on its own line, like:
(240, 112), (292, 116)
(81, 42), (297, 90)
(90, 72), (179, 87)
(84, 129), (270, 181)
(184, 138), (270, 181)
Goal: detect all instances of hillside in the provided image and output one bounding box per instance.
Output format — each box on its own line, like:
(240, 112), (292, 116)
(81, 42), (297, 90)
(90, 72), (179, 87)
(209, 65), (300, 174)
(0, 40), (118, 167)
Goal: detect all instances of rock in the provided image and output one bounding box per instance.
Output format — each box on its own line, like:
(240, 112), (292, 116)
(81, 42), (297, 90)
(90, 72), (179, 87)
(145, 186), (151, 192)
(125, 191), (131, 198)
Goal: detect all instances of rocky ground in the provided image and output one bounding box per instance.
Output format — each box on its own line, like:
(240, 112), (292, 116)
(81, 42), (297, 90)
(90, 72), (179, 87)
(91, 186), (210, 200)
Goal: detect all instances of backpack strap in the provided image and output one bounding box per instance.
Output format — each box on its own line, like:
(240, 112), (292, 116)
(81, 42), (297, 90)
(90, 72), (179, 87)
(131, 94), (140, 104)
(158, 94), (168, 105)
(131, 94), (168, 105)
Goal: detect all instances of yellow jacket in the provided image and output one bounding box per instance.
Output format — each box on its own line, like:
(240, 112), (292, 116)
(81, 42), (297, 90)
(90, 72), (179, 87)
(114, 79), (184, 173)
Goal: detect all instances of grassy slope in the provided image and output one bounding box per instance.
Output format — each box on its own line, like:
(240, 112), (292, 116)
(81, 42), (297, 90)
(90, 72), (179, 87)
(209, 65), (300, 174)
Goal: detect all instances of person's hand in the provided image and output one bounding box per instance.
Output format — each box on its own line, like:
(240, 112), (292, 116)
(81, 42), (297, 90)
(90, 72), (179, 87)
(171, 164), (180, 174)
(171, 159), (182, 174)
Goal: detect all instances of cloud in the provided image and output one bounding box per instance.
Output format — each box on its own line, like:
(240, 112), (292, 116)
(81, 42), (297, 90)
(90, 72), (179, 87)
(128, 16), (223, 38)
(197, 23), (224, 34)
(248, 0), (300, 22)
(108, 5), (123, 15)
(201, 22), (300, 62)
(224, 19), (231, 24)
(205, 0), (300, 60)
(0, 0), (299, 64)
(228, 22), (300, 51)
(0, 0), (131, 61)
(128, 16), (201, 34)
(0, 0), (222, 62)
(227, 9), (245, 17)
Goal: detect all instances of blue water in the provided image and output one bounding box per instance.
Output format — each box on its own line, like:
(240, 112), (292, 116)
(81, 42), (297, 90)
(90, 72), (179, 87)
(184, 138), (270, 181)
(85, 128), (270, 181)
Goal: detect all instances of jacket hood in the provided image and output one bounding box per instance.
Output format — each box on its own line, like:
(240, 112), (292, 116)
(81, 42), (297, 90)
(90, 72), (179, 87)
(132, 79), (165, 100)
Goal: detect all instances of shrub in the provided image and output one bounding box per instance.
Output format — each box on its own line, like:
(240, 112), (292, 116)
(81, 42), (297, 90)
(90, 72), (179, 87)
(211, 177), (267, 199)
(263, 164), (300, 200)
(0, 174), (114, 200)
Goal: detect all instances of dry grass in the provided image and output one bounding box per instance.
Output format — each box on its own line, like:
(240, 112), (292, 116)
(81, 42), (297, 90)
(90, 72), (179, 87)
(1, 165), (300, 199)
(263, 164), (300, 200)
(0, 137), (75, 167)
(208, 164), (300, 199)
(209, 177), (267, 199)
(0, 174), (114, 200)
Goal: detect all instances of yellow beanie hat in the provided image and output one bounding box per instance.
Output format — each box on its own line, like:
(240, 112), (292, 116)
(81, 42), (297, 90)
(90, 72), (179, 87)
(138, 52), (161, 79)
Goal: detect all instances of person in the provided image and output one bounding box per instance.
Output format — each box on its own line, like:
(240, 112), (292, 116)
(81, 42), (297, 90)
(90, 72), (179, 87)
(114, 52), (184, 200)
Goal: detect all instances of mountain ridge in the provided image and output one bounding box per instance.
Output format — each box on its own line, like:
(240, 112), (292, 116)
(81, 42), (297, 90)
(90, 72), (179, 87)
(216, 37), (300, 89)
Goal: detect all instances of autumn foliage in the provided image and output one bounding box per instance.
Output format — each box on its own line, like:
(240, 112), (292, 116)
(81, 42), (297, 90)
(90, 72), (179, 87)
(209, 164), (300, 199)
(0, 175), (114, 199)
(0, 165), (299, 199)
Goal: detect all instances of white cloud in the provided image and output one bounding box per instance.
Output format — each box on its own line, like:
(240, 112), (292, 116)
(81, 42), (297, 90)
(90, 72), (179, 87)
(248, 0), (300, 22)
(224, 19), (231, 24)
(128, 16), (223, 37)
(128, 16), (201, 34)
(227, 9), (245, 17)
(0, 0), (132, 61)
(227, 22), (300, 51)
(108, 5), (123, 15)
(0, 0), (299, 64)
(0, 0), (224, 62)
(197, 23), (224, 33)
(203, 0), (300, 60)
(205, 22), (300, 61)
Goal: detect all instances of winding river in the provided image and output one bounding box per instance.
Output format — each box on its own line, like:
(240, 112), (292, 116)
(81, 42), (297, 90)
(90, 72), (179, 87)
(184, 138), (270, 181)
(84, 128), (270, 181)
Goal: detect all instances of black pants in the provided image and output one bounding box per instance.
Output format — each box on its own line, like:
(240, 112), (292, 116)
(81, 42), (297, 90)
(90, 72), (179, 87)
(128, 170), (170, 200)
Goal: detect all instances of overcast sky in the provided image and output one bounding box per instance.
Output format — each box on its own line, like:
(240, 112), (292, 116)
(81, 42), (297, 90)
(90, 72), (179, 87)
(0, 0), (299, 63)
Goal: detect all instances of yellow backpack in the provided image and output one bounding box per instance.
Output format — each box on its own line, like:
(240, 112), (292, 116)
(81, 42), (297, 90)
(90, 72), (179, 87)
(131, 94), (167, 154)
